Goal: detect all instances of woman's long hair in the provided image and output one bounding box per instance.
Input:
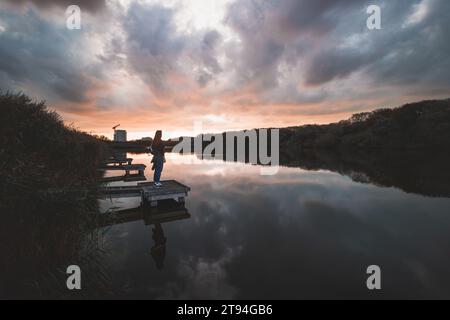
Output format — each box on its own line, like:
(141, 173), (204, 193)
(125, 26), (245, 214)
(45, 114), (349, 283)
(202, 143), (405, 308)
(153, 130), (162, 144)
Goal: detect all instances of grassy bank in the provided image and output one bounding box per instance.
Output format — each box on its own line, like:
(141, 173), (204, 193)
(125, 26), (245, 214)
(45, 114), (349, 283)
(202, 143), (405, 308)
(0, 92), (112, 298)
(0, 92), (108, 197)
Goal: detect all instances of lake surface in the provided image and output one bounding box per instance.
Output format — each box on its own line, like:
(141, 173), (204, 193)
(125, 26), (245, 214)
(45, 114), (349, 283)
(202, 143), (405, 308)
(96, 152), (450, 299)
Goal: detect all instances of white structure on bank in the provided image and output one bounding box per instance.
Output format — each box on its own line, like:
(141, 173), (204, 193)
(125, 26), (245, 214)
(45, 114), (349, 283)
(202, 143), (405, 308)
(114, 129), (127, 142)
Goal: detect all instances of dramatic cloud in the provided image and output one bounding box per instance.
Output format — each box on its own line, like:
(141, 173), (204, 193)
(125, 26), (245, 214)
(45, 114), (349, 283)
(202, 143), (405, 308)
(0, 0), (449, 136)
(0, 9), (104, 107)
(4, 0), (106, 12)
(124, 4), (184, 93)
(304, 0), (450, 88)
(224, 0), (450, 97)
(223, 0), (367, 91)
(122, 2), (224, 95)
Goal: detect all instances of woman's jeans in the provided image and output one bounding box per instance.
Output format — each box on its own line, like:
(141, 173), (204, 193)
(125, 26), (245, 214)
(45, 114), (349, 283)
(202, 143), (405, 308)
(153, 156), (164, 182)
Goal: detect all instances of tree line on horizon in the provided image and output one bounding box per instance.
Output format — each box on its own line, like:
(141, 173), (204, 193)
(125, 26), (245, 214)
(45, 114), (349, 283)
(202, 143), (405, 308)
(279, 98), (450, 150)
(175, 98), (450, 154)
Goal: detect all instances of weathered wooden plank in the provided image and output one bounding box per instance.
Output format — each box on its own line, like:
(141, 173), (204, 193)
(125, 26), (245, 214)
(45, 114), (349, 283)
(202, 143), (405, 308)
(99, 180), (190, 201)
(99, 173), (147, 183)
(138, 180), (191, 196)
(139, 180), (191, 189)
(105, 158), (133, 165)
(98, 164), (146, 171)
(144, 192), (187, 201)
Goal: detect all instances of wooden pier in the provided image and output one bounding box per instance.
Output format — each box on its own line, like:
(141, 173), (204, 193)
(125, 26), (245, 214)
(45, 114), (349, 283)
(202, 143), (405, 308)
(99, 156), (146, 176)
(99, 153), (191, 207)
(100, 155), (147, 182)
(99, 163), (146, 171)
(99, 180), (191, 207)
(99, 173), (147, 183)
(105, 158), (133, 166)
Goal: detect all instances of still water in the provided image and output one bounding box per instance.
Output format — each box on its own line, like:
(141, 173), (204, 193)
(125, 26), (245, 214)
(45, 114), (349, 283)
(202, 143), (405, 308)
(97, 152), (450, 299)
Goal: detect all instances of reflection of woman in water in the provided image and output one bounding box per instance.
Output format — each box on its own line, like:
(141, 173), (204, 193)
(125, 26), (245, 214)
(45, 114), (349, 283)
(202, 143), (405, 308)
(151, 223), (167, 270)
(151, 130), (165, 187)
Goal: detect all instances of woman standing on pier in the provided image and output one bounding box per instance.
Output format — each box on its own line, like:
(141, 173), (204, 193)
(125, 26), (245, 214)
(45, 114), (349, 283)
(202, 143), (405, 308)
(151, 130), (165, 187)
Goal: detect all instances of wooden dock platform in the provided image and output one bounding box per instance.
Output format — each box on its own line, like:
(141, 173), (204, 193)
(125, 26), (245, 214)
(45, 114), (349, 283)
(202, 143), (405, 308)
(105, 158), (133, 166)
(98, 164), (146, 177)
(99, 164), (146, 171)
(99, 180), (190, 207)
(99, 173), (147, 183)
(99, 155), (148, 182)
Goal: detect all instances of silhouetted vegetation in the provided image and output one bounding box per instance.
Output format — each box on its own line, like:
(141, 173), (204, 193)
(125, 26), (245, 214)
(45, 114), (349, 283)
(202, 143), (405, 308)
(0, 92), (108, 197)
(0, 92), (112, 298)
(175, 98), (450, 197)
(280, 99), (450, 150)
(172, 99), (450, 160)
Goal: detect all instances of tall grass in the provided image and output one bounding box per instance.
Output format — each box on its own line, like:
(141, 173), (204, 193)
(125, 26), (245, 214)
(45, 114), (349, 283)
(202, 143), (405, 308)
(0, 91), (109, 195)
(0, 92), (113, 298)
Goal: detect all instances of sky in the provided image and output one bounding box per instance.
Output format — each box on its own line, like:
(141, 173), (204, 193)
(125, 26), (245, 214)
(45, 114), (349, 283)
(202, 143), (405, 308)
(0, 0), (449, 139)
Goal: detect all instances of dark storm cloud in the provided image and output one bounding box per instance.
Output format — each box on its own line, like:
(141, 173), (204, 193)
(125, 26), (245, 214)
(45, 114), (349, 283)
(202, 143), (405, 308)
(1, 0), (449, 121)
(225, 0), (450, 101)
(123, 3), (186, 93)
(271, 0), (365, 36)
(224, 0), (284, 92)
(196, 31), (223, 87)
(224, 0), (370, 93)
(304, 0), (450, 88)
(4, 0), (106, 12)
(304, 47), (374, 85)
(123, 2), (223, 93)
(0, 10), (98, 106)
(366, 0), (450, 89)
